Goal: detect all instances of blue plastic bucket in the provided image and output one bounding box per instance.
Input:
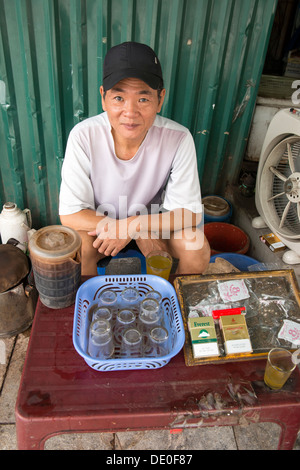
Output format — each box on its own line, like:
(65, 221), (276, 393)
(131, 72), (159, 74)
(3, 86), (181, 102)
(210, 253), (259, 271)
(203, 195), (232, 223)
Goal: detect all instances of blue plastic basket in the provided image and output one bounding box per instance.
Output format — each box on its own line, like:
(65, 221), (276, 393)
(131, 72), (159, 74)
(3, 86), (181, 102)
(73, 274), (185, 371)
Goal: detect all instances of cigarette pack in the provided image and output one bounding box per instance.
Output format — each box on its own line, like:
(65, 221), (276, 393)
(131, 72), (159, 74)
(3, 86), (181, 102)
(188, 317), (220, 358)
(260, 233), (285, 252)
(219, 315), (252, 355)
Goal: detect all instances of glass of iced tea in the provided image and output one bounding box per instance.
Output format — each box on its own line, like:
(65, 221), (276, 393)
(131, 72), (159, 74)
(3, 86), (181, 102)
(264, 348), (296, 390)
(146, 251), (172, 280)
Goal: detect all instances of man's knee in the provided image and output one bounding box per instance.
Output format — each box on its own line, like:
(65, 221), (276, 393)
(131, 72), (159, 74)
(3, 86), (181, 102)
(135, 237), (169, 257)
(167, 227), (208, 253)
(165, 228), (211, 274)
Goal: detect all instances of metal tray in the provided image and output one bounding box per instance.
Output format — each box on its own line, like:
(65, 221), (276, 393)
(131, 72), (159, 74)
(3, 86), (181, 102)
(174, 269), (300, 366)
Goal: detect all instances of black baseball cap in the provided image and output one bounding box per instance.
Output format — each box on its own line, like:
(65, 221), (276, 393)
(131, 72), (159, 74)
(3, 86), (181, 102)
(103, 42), (163, 91)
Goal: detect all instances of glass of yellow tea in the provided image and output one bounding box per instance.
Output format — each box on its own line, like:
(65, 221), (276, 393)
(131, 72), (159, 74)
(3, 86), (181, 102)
(264, 348), (296, 390)
(146, 251), (172, 280)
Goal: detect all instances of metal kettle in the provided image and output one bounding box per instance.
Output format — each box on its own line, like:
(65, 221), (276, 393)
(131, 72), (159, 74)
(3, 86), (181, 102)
(0, 242), (37, 337)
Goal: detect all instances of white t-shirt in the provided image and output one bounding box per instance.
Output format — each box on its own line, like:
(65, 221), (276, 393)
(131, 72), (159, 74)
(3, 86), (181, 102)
(59, 112), (202, 219)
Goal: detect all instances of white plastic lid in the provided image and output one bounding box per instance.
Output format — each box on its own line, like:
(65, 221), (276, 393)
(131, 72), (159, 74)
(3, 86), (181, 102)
(203, 196), (230, 217)
(28, 225), (81, 259)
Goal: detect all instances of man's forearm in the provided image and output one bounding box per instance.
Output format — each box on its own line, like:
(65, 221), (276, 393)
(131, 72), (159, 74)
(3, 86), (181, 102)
(135, 208), (202, 238)
(60, 209), (105, 232)
(60, 208), (202, 242)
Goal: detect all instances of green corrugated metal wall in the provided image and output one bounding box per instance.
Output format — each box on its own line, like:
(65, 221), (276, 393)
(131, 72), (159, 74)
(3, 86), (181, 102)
(0, 0), (277, 228)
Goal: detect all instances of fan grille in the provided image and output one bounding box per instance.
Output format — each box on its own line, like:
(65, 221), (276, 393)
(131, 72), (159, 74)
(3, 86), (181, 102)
(272, 140), (300, 234)
(260, 135), (300, 241)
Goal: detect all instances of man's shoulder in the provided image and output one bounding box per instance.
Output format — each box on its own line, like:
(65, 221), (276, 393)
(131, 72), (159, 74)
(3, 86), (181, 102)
(153, 115), (190, 135)
(69, 113), (109, 136)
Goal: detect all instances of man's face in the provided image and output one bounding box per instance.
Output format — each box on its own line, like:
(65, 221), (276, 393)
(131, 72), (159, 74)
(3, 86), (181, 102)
(100, 78), (165, 148)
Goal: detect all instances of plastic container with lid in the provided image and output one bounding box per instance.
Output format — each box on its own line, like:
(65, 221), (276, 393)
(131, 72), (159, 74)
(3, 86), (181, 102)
(29, 225), (81, 309)
(203, 195), (232, 223)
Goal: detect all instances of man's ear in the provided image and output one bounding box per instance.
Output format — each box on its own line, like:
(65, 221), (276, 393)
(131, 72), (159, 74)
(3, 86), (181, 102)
(157, 88), (166, 113)
(100, 86), (106, 111)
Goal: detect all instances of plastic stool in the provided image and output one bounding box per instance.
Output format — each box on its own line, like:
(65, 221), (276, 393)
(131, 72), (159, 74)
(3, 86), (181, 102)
(97, 241), (146, 275)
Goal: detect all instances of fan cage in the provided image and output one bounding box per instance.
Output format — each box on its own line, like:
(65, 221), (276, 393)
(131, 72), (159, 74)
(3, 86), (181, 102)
(272, 140), (300, 234)
(260, 136), (300, 240)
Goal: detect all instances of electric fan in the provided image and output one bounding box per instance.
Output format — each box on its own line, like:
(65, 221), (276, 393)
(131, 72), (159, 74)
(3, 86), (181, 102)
(252, 108), (300, 264)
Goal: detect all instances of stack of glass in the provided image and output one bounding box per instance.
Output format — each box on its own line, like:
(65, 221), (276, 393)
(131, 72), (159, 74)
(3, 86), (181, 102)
(87, 287), (171, 360)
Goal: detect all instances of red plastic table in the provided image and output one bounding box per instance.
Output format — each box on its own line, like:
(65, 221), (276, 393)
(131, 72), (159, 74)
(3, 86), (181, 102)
(15, 281), (300, 450)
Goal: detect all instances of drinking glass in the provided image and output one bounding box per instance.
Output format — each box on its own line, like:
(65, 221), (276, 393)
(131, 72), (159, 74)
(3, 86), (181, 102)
(92, 306), (112, 323)
(146, 251), (172, 280)
(88, 319), (114, 359)
(145, 290), (163, 319)
(99, 289), (117, 306)
(138, 298), (161, 338)
(99, 289), (118, 318)
(120, 328), (143, 358)
(264, 348), (296, 390)
(145, 290), (162, 304)
(114, 309), (136, 345)
(146, 326), (170, 357)
(121, 287), (140, 314)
